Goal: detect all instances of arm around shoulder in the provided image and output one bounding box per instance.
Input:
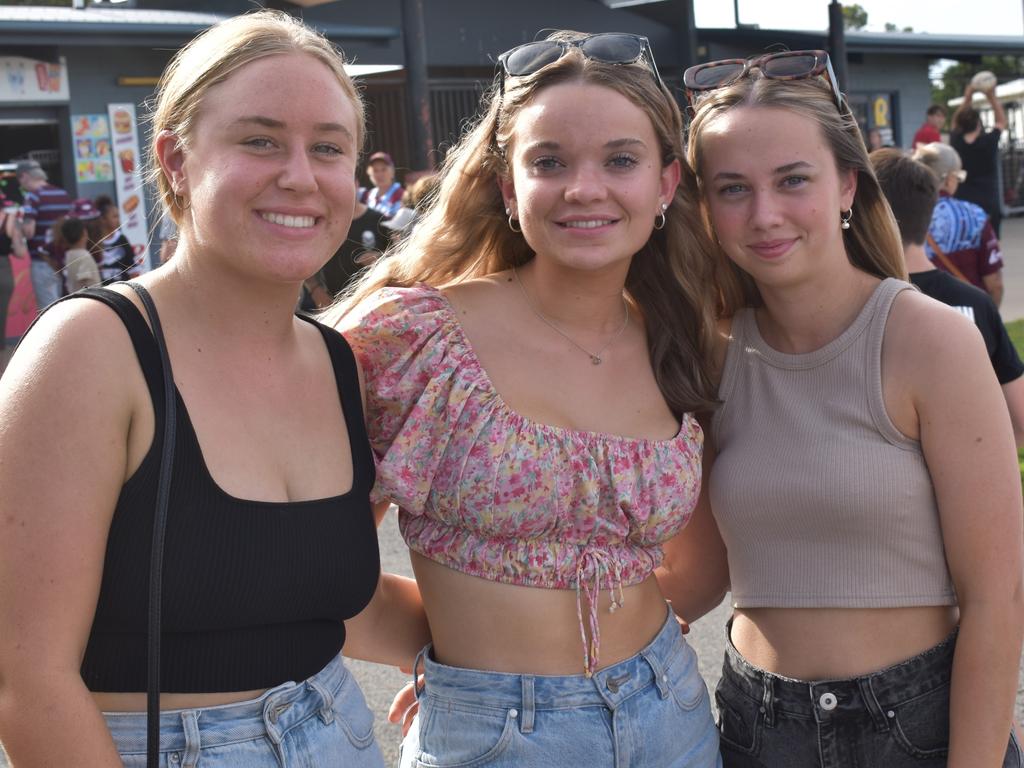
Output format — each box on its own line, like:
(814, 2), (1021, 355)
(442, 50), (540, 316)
(0, 299), (147, 766)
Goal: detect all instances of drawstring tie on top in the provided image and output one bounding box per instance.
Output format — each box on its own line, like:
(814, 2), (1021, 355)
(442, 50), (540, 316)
(575, 547), (625, 678)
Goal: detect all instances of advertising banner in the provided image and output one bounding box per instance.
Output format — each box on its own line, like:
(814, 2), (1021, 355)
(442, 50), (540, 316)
(106, 102), (149, 271)
(0, 56), (69, 103)
(71, 114), (114, 183)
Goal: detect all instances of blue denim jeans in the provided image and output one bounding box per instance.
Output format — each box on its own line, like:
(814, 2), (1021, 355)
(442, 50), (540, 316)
(717, 625), (1022, 768)
(0, 655), (383, 767)
(29, 258), (60, 310)
(399, 608), (721, 767)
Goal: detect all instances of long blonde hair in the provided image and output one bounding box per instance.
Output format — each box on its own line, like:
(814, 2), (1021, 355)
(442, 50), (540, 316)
(332, 30), (720, 415)
(686, 74), (906, 314)
(148, 10), (364, 226)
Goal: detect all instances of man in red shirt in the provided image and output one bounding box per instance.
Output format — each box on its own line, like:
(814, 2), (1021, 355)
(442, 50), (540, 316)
(912, 104), (946, 149)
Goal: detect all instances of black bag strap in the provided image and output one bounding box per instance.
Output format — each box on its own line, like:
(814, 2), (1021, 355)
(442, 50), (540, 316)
(123, 282), (176, 768)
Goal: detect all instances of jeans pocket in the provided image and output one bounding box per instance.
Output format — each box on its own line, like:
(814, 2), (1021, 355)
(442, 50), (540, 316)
(885, 682), (950, 759)
(715, 677), (762, 756)
(664, 642), (708, 713)
(413, 698), (518, 768)
(333, 670), (378, 750)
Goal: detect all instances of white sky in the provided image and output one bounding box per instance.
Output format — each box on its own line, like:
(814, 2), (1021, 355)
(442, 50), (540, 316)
(693, 0), (1024, 37)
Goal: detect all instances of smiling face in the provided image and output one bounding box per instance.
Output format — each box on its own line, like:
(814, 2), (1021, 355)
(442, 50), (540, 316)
(498, 81), (678, 274)
(167, 52), (358, 283)
(698, 105), (856, 290)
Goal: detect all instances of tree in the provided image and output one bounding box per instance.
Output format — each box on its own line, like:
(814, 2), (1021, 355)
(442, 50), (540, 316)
(842, 3), (868, 30)
(932, 55), (1024, 111)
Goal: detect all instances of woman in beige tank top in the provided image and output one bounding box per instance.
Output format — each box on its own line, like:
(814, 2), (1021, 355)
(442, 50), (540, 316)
(678, 52), (1024, 767)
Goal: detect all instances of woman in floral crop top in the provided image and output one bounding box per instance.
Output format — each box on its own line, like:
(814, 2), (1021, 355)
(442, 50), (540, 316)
(328, 29), (729, 768)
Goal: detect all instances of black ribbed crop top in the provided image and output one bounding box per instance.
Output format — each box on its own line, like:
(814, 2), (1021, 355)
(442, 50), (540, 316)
(76, 289), (380, 693)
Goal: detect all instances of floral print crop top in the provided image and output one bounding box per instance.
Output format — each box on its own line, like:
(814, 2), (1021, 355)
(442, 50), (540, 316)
(344, 285), (704, 674)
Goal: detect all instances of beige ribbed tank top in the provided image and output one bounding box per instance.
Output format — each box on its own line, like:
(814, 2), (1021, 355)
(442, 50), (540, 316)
(710, 278), (956, 608)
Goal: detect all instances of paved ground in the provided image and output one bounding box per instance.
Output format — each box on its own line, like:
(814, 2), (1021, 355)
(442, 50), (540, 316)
(352, 218), (1024, 764)
(997, 216), (1024, 322)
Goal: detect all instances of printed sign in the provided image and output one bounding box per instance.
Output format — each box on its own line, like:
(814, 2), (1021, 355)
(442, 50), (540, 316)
(106, 103), (149, 272)
(0, 56), (69, 103)
(71, 114), (114, 183)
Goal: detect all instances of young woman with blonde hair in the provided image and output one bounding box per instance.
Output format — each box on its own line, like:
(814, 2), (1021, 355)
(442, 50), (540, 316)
(0, 11), (426, 767)
(685, 51), (1023, 767)
(332, 30), (727, 767)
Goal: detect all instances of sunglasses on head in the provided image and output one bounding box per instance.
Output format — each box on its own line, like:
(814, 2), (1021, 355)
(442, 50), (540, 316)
(496, 33), (663, 94)
(683, 50), (843, 111)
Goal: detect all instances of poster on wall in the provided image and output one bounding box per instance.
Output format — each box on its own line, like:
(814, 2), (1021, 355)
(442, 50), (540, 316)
(0, 56), (69, 103)
(71, 114), (114, 183)
(106, 103), (150, 272)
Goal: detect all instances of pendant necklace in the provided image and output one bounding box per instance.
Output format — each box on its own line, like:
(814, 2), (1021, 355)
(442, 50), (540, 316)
(512, 266), (629, 365)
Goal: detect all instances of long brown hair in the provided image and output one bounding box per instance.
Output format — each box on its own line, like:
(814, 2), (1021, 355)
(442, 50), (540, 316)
(330, 30), (721, 414)
(686, 74), (906, 315)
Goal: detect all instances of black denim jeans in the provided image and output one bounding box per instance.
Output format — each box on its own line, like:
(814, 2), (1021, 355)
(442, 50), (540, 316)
(717, 625), (1022, 768)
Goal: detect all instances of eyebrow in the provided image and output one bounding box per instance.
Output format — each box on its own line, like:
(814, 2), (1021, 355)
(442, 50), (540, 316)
(230, 115), (353, 139)
(711, 160), (814, 181)
(522, 137), (648, 153)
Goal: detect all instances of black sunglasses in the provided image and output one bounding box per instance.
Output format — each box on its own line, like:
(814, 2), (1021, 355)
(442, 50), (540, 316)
(496, 33), (663, 93)
(682, 50), (844, 111)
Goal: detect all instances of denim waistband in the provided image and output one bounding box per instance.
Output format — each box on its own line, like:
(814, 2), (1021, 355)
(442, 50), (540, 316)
(414, 607), (685, 716)
(104, 653), (347, 755)
(722, 622), (958, 726)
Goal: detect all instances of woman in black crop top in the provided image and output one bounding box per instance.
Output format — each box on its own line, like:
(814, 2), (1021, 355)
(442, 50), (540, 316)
(0, 12), (427, 768)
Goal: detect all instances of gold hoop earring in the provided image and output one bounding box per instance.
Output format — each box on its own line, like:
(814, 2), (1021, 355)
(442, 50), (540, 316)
(506, 208), (522, 233)
(840, 207), (853, 230)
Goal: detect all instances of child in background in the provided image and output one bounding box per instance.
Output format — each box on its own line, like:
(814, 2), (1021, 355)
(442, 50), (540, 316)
(59, 215), (100, 293)
(93, 195), (138, 284)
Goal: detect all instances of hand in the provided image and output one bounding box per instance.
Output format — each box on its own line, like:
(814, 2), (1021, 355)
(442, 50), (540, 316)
(388, 679), (421, 737)
(354, 250), (381, 267)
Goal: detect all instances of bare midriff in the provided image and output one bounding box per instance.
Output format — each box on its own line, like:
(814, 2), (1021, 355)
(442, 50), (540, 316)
(412, 552), (671, 675)
(93, 688), (270, 713)
(731, 605), (960, 680)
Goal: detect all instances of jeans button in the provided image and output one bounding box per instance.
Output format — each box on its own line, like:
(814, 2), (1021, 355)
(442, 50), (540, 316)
(819, 692), (838, 711)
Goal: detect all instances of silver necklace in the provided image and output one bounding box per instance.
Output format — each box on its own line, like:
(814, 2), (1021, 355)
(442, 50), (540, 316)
(512, 266), (629, 365)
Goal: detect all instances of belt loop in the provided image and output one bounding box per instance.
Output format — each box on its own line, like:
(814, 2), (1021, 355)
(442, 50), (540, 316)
(263, 694), (284, 745)
(309, 676), (335, 725)
(413, 645), (429, 701)
(520, 676), (535, 734)
(642, 648), (669, 699)
(180, 710), (201, 768)
(760, 673), (775, 729)
(860, 678), (889, 732)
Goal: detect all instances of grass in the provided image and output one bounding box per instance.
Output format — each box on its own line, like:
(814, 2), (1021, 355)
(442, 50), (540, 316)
(1008, 319), (1024, 478)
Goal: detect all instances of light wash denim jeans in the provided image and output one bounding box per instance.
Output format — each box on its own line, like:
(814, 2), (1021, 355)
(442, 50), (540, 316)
(400, 608), (721, 767)
(29, 258), (60, 310)
(0, 654), (383, 767)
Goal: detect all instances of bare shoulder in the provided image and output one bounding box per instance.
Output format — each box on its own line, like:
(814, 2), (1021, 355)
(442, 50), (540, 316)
(8, 295), (141, 385)
(885, 287), (986, 370)
(2, 295), (147, 444)
(441, 272), (514, 316)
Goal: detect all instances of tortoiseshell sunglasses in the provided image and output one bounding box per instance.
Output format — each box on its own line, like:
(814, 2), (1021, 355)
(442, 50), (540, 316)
(683, 50), (844, 111)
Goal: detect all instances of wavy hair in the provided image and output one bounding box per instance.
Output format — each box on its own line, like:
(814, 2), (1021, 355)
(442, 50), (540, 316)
(147, 9), (364, 226)
(685, 74), (906, 314)
(331, 30), (720, 414)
